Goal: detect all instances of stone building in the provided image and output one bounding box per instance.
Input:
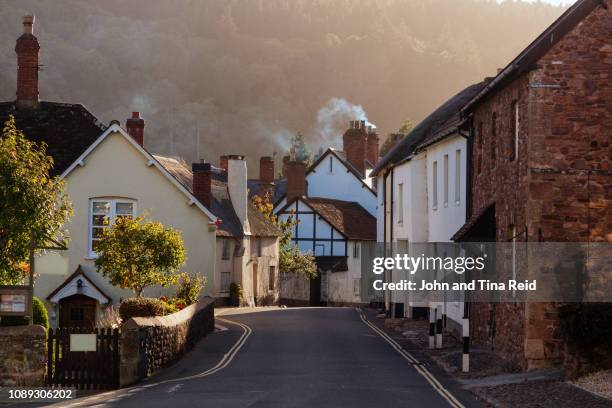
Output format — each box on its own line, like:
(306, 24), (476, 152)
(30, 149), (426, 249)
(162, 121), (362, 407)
(453, 0), (611, 369)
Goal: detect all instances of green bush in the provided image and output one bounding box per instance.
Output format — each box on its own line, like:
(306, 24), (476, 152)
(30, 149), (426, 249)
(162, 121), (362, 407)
(119, 297), (166, 321)
(32, 297), (49, 329)
(229, 282), (242, 307)
(160, 300), (179, 315)
(0, 296), (48, 328)
(174, 273), (205, 305)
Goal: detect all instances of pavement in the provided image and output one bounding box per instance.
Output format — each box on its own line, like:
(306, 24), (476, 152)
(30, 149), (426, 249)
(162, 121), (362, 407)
(22, 307), (483, 408)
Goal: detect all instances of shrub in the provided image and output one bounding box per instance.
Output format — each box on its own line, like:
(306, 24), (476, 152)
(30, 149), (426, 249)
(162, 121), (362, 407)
(97, 305), (122, 329)
(0, 296), (48, 328)
(174, 273), (205, 305)
(32, 297), (49, 329)
(229, 282), (243, 307)
(160, 299), (179, 315)
(119, 297), (166, 321)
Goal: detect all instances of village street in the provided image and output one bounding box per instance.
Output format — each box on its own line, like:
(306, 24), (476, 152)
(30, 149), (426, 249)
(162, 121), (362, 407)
(39, 307), (481, 408)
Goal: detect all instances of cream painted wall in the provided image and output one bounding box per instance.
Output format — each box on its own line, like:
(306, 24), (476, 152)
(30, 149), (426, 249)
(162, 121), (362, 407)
(327, 240), (365, 305)
(35, 131), (216, 326)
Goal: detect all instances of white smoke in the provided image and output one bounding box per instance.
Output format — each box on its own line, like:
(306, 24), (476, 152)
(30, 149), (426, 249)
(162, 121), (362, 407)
(315, 97), (375, 148)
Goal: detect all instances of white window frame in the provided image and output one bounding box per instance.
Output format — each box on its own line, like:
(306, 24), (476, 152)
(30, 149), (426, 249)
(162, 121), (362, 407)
(353, 242), (360, 258)
(398, 183), (404, 223)
(88, 198), (136, 258)
(432, 161), (438, 210)
(443, 154), (449, 207)
(455, 149), (461, 206)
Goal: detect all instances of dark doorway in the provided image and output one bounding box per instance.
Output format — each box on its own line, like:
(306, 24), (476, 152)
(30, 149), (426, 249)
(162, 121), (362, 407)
(59, 295), (96, 328)
(309, 270), (322, 306)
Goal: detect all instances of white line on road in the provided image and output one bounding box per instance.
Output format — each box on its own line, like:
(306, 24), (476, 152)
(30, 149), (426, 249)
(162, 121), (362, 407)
(167, 383), (183, 394)
(47, 316), (252, 408)
(356, 308), (465, 408)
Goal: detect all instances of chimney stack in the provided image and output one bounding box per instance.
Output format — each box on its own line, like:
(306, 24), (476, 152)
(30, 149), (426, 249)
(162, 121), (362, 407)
(259, 156), (275, 197)
(15, 15), (40, 109)
(285, 158), (307, 203)
(366, 127), (379, 166)
(219, 155), (228, 172)
(126, 112), (145, 146)
(227, 155), (248, 227)
(343, 120), (368, 176)
(192, 162), (212, 208)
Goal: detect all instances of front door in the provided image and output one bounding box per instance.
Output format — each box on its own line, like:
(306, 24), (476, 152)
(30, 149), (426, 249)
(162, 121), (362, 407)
(59, 294), (97, 328)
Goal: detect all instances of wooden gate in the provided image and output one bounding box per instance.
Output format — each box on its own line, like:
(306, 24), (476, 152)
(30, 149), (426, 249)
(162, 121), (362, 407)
(47, 327), (119, 390)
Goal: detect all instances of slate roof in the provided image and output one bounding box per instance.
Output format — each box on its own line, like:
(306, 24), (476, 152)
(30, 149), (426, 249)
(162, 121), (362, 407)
(155, 155), (280, 238)
(301, 197), (376, 241)
(371, 81), (487, 176)
(461, 0), (602, 114)
(0, 101), (107, 176)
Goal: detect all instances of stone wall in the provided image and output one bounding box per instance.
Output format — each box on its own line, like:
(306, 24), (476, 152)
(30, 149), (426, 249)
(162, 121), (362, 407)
(468, 1), (611, 369)
(0, 325), (47, 386)
(280, 273), (310, 306)
(120, 297), (215, 386)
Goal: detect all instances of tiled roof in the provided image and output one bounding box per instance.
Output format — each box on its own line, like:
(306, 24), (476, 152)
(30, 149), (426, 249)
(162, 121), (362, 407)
(302, 197), (376, 241)
(247, 178), (287, 203)
(155, 155), (280, 238)
(0, 101), (107, 176)
(371, 81), (486, 176)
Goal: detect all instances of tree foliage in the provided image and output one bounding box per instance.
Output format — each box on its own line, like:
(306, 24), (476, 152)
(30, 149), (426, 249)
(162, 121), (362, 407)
(251, 192), (317, 280)
(0, 116), (72, 285)
(379, 120), (414, 157)
(94, 215), (186, 297)
(290, 131), (313, 166)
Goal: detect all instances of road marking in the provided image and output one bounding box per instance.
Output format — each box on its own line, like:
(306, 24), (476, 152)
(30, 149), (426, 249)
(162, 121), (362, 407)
(167, 383), (184, 394)
(47, 315), (252, 408)
(356, 308), (465, 408)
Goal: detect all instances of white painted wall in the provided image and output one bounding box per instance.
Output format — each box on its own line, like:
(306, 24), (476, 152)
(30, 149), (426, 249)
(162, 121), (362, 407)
(306, 152), (377, 215)
(35, 131), (216, 327)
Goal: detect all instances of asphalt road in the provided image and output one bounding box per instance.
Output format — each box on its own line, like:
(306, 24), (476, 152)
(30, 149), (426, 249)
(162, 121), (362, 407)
(44, 307), (482, 408)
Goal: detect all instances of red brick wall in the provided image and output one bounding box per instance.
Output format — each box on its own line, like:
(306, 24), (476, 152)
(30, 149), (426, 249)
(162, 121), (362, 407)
(468, 1), (611, 368)
(343, 123), (368, 176)
(285, 161), (306, 202)
(15, 34), (40, 107)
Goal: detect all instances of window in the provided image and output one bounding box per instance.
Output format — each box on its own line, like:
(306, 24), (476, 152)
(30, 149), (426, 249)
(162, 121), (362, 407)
(221, 239), (230, 260)
(443, 154), (449, 207)
(353, 278), (361, 297)
(398, 183), (404, 223)
(511, 100), (519, 161)
(89, 199), (135, 257)
(432, 161), (438, 209)
(220, 272), (231, 293)
(70, 307), (84, 321)
(329, 156), (333, 173)
(491, 112), (497, 167)
(268, 266), (276, 290)
(353, 242), (360, 258)
(455, 150), (461, 205)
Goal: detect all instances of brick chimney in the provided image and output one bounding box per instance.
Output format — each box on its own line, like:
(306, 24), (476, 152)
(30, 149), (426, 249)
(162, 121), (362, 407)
(343, 120), (368, 176)
(219, 155), (228, 172)
(15, 15), (40, 109)
(192, 162), (212, 208)
(285, 151), (307, 202)
(126, 112), (145, 146)
(259, 156), (275, 197)
(366, 126), (379, 166)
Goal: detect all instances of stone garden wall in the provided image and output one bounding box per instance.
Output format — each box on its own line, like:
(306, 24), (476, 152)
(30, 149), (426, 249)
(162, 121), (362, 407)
(120, 297), (215, 386)
(0, 325), (47, 386)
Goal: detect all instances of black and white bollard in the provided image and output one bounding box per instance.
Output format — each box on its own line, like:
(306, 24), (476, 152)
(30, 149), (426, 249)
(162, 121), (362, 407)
(462, 304), (470, 372)
(435, 304), (443, 349)
(428, 306), (435, 349)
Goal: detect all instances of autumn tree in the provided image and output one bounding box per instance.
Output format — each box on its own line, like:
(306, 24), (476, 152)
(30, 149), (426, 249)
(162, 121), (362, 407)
(94, 215), (186, 297)
(252, 192), (317, 279)
(0, 116), (72, 285)
(379, 119), (414, 157)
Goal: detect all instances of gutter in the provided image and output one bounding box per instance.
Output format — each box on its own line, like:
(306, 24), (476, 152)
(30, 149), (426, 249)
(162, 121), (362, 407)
(461, 64), (518, 116)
